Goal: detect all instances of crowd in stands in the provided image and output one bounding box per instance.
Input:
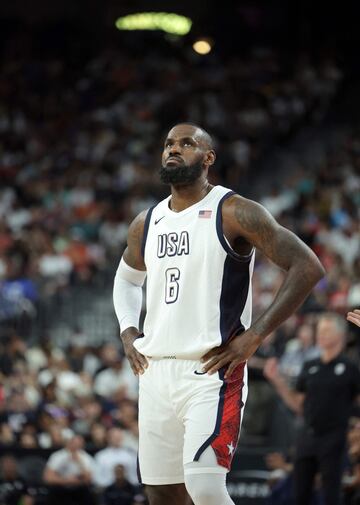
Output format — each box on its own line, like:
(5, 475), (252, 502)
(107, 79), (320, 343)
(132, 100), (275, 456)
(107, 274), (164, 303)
(0, 333), (142, 503)
(0, 34), (344, 319)
(0, 28), (359, 504)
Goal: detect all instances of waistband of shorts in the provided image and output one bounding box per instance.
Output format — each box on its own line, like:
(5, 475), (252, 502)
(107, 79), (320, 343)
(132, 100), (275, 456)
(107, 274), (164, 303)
(147, 355), (200, 361)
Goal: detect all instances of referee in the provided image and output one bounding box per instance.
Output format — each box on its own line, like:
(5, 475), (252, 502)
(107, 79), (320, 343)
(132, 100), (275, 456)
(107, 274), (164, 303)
(265, 312), (360, 505)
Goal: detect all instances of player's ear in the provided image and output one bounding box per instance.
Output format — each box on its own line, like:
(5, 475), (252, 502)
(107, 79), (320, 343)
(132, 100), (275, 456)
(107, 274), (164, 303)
(205, 150), (216, 167)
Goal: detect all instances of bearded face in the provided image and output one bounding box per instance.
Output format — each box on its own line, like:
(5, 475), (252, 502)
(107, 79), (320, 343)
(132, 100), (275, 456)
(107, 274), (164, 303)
(159, 159), (203, 185)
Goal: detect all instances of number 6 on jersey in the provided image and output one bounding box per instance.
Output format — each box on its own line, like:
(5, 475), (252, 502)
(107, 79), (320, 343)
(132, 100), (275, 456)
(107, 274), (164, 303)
(165, 268), (180, 304)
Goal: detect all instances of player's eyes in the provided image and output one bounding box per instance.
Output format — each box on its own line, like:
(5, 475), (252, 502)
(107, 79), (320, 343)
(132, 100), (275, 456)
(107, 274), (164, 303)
(164, 141), (193, 148)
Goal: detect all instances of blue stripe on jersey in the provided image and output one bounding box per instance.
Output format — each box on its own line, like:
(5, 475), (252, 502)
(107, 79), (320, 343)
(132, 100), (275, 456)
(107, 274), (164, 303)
(219, 256), (250, 344)
(215, 191), (252, 344)
(141, 206), (155, 258)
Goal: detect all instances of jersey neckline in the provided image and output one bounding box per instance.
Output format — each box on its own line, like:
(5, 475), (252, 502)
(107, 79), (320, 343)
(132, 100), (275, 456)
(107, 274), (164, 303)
(164, 185), (221, 217)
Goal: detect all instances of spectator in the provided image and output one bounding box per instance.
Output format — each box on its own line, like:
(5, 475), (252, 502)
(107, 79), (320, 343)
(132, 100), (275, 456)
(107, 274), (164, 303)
(112, 398), (140, 452)
(43, 433), (96, 505)
(94, 351), (138, 401)
(0, 454), (34, 505)
(87, 422), (107, 451)
(71, 396), (103, 438)
(279, 322), (320, 387)
(103, 464), (141, 505)
(94, 427), (138, 487)
(0, 423), (15, 446)
(0, 387), (36, 438)
(265, 451), (324, 505)
(265, 451), (294, 505)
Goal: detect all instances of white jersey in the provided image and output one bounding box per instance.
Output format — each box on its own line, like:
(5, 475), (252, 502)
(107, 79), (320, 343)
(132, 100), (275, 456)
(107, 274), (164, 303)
(133, 185), (255, 360)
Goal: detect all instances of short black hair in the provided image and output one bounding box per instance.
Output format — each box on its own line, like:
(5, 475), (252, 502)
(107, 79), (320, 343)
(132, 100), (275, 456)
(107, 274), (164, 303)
(169, 122), (214, 150)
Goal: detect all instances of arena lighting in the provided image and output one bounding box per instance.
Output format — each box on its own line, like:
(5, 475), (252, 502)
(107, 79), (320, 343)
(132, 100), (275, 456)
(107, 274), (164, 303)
(115, 12), (192, 36)
(193, 39), (212, 55)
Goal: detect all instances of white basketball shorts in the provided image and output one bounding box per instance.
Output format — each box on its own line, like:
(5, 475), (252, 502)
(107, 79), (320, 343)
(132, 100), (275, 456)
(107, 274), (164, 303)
(137, 357), (248, 485)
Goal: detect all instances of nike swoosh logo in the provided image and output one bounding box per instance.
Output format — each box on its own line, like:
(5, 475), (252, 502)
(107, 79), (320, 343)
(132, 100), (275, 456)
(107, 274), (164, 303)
(194, 370), (207, 375)
(155, 216), (165, 225)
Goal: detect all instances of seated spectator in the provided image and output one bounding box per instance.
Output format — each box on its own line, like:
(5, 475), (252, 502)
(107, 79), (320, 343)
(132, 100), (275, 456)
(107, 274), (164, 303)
(0, 454), (34, 505)
(0, 388), (36, 438)
(70, 395), (103, 438)
(43, 433), (95, 505)
(0, 423), (15, 446)
(94, 350), (138, 401)
(94, 427), (138, 488)
(112, 398), (139, 452)
(37, 405), (73, 449)
(86, 422), (107, 451)
(265, 451), (324, 505)
(265, 451), (294, 505)
(37, 241), (73, 295)
(19, 431), (37, 448)
(103, 464), (142, 505)
(0, 333), (27, 377)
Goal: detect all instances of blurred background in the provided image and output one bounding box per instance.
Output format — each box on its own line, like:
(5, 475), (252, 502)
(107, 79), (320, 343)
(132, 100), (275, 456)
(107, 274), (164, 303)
(0, 1), (360, 504)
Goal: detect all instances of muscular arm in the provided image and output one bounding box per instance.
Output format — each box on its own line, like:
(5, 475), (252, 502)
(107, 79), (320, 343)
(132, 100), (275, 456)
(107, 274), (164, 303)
(202, 195), (325, 378)
(225, 195), (325, 339)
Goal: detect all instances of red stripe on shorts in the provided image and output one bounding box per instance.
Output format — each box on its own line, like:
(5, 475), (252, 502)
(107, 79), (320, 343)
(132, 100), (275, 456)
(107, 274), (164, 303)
(210, 362), (245, 470)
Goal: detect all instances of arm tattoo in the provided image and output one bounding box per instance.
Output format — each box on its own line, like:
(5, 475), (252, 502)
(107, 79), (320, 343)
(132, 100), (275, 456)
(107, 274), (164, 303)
(232, 197), (325, 339)
(234, 198), (309, 271)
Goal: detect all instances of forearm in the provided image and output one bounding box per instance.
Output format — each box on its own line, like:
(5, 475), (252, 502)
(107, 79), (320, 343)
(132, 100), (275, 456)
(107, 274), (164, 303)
(44, 470), (71, 485)
(251, 261), (323, 340)
(272, 374), (303, 414)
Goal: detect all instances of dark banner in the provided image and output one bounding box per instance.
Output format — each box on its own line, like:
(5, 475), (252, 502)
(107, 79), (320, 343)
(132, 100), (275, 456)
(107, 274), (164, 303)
(228, 448), (271, 505)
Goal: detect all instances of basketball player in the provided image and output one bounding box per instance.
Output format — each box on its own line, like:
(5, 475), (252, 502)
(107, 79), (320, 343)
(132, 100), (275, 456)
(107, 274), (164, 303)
(113, 123), (325, 505)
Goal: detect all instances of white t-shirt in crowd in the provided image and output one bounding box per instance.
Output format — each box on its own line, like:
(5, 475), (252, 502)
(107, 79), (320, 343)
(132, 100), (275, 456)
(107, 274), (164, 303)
(46, 449), (95, 479)
(93, 447), (137, 486)
(93, 366), (138, 400)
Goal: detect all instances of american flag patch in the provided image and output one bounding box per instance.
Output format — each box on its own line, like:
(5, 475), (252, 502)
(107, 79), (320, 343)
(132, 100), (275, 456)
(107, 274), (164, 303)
(198, 210), (212, 219)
